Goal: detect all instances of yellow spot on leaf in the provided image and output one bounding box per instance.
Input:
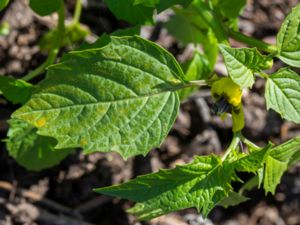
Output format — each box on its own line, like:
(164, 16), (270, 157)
(80, 139), (88, 146)
(35, 118), (46, 128)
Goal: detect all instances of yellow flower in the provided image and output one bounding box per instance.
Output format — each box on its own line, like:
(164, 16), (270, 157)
(211, 77), (244, 132)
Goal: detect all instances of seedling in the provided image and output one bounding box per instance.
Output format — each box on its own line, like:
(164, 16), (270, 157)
(1, 0), (300, 220)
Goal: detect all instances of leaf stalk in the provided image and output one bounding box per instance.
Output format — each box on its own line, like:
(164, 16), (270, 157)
(221, 131), (241, 161)
(228, 29), (277, 54)
(22, 2), (65, 81)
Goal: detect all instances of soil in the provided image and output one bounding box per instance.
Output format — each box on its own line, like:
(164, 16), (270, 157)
(0, 0), (300, 225)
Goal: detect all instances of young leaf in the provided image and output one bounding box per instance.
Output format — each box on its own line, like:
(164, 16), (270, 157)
(0, 0), (9, 11)
(265, 68), (300, 124)
(39, 23), (90, 52)
(219, 45), (273, 88)
(6, 119), (73, 171)
(0, 76), (34, 104)
(12, 36), (185, 159)
(217, 0), (247, 19)
(234, 144), (272, 173)
(218, 191), (249, 208)
(277, 4), (300, 67)
(95, 155), (234, 220)
(263, 137), (300, 194)
(103, 0), (154, 25)
(178, 52), (210, 100)
(29, 0), (62, 16)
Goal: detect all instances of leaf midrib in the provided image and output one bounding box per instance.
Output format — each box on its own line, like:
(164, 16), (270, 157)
(14, 86), (183, 117)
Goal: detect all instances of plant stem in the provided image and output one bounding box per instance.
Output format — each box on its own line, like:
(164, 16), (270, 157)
(188, 80), (207, 86)
(192, 1), (229, 45)
(257, 71), (269, 79)
(221, 132), (241, 161)
(228, 29), (277, 53)
(73, 0), (82, 24)
(241, 137), (261, 151)
(22, 2), (65, 82)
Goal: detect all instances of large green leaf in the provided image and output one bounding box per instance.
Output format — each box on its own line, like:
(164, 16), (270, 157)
(12, 36), (185, 158)
(0, 0), (9, 11)
(103, 0), (154, 25)
(264, 137), (300, 194)
(6, 119), (73, 171)
(95, 155), (234, 220)
(219, 44), (273, 88)
(0, 76), (34, 104)
(29, 0), (62, 16)
(277, 4), (300, 67)
(265, 68), (300, 123)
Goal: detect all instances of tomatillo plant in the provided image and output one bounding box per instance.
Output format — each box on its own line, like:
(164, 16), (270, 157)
(1, 0), (300, 221)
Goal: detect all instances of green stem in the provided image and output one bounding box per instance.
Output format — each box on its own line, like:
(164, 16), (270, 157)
(188, 80), (207, 86)
(221, 132), (241, 161)
(192, 1), (229, 45)
(22, 3), (65, 82)
(257, 71), (269, 79)
(73, 0), (82, 24)
(241, 137), (261, 151)
(228, 29), (277, 53)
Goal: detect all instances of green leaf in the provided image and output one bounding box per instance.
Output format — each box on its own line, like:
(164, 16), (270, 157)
(6, 119), (73, 171)
(263, 137), (300, 194)
(111, 26), (141, 37)
(265, 68), (300, 123)
(217, 0), (247, 19)
(0, 0), (9, 11)
(277, 4), (300, 67)
(219, 44), (273, 88)
(133, 0), (159, 7)
(29, 0), (62, 16)
(218, 191), (249, 208)
(155, 0), (193, 13)
(39, 23), (90, 52)
(76, 27), (140, 51)
(234, 144), (272, 173)
(289, 150), (300, 166)
(178, 52), (210, 100)
(12, 36), (185, 159)
(0, 76), (34, 104)
(134, 0), (192, 12)
(95, 155), (234, 220)
(103, 0), (154, 25)
(164, 8), (205, 45)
